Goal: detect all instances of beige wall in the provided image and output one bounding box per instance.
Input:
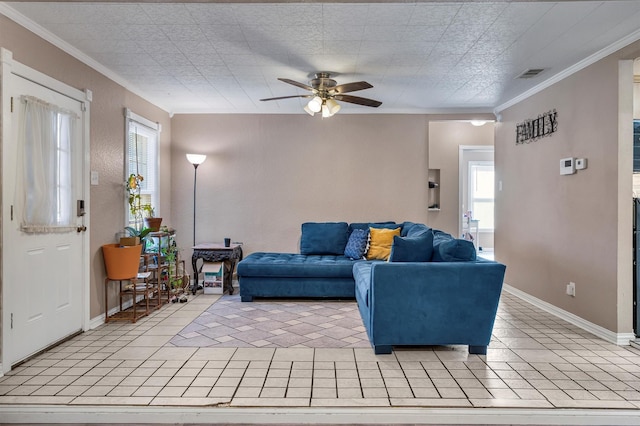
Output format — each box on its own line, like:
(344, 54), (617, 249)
(427, 121), (495, 239)
(0, 15), (172, 319)
(170, 114), (430, 259)
(495, 42), (640, 333)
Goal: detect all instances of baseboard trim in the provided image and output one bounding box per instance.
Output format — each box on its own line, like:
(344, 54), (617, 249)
(1, 405), (640, 425)
(503, 283), (634, 346)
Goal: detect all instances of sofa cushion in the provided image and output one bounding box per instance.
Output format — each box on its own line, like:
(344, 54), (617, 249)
(400, 221), (417, 236)
(389, 232), (434, 262)
(348, 221), (396, 235)
(432, 229), (454, 244)
(353, 262), (373, 304)
(344, 228), (369, 260)
(300, 222), (348, 255)
(369, 222), (402, 231)
(366, 227), (401, 261)
(432, 238), (477, 262)
(237, 252), (357, 278)
(405, 223), (432, 238)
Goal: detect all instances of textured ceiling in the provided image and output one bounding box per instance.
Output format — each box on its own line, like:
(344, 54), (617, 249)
(4, 1), (640, 115)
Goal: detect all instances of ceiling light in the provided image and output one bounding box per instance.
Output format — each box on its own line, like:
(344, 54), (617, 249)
(321, 103), (331, 118)
(308, 96), (322, 113)
(303, 105), (315, 116)
(325, 98), (341, 116)
(470, 120), (487, 126)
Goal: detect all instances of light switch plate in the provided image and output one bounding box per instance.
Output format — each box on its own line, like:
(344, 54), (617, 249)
(575, 158), (587, 170)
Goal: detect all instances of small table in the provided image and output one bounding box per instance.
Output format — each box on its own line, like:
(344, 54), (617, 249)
(191, 243), (243, 295)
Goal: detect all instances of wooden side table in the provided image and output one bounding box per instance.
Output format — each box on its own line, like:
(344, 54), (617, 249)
(191, 243), (243, 295)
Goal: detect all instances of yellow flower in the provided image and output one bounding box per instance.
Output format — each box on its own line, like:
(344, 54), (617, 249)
(128, 174), (138, 190)
(126, 174), (144, 190)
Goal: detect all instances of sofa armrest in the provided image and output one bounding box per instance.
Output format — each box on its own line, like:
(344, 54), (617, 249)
(367, 261), (506, 348)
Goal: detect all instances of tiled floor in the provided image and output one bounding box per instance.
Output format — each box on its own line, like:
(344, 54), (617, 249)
(1, 290), (640, 424)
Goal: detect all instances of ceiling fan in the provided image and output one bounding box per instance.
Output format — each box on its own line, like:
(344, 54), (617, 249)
(260, 72), (382, 117)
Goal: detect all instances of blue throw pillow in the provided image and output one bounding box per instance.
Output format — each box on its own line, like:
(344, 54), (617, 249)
(344, 228), (369, 260)
(300, 222), (349, 255)
(389, 232), (434, 262)
(432, 238), (477, 262)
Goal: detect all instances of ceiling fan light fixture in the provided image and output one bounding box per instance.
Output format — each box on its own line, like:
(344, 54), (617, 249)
(308, 96), (322, 113)
(321, 103), (331, 118)
(325, 98), (341, 116)
(303, 104), (315, 116)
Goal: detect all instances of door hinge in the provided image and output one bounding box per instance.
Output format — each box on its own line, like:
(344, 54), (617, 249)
(10, 96), (13, 113)
(11, 313), (13, 329)
(10, 205), (13, 221)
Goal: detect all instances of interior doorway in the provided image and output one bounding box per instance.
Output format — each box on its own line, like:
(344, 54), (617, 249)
(459, 146), (494, 252)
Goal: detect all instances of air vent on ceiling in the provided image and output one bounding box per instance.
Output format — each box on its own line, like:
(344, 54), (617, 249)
(516, 68), (545, 79)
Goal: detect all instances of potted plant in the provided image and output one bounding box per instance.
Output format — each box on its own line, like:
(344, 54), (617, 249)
(102, 243), (142, 280)
(121, 226), (152, 247)
(126, 173), (162, 231)
(162, 243), (187, 298)
(142, 205), (162, 232)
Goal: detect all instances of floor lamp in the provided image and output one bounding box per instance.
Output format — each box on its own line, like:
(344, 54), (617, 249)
(186, 154), (206, 246)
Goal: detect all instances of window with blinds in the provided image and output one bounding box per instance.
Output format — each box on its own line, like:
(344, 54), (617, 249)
(125, 109), (159, 228)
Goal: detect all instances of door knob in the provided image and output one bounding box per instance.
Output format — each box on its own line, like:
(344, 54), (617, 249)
(77, 226), (87, 233)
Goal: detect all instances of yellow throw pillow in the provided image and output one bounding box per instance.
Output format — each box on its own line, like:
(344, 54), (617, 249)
(366, 227), (401, 261)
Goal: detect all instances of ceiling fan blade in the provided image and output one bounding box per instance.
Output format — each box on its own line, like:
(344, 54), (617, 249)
(334, 94), (382, 107)
(332, 81), (373, 94)
(278, 78), (313, 91)
(260, 95), (312, 101)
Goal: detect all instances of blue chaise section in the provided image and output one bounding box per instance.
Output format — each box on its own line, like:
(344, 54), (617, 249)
(237, 252), (357, 302)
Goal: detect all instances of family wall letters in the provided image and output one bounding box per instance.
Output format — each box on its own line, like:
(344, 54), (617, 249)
(515, 109), (558, 145)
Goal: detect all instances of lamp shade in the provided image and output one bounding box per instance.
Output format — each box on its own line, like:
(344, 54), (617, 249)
(325, 98), (341, 116)
(186, 153), (207, 165)
(303, 104), (315, 116)
(308, 96), (322, 113)
(321, 103), (330, 118)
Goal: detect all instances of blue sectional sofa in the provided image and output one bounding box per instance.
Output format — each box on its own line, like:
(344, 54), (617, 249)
(237, 221), (506, 355)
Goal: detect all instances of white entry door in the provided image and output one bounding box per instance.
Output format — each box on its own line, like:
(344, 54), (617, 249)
(2, 60), (88, 369)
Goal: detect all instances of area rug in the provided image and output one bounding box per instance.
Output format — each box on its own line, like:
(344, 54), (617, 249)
(169, 294), (370, 348)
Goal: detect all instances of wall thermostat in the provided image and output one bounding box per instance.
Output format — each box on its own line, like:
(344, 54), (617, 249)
(560, 157), (575, 175)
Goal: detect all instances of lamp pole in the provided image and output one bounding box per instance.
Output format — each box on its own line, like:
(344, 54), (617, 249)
(192, 163), (199, 246)
(186, 154), (207, 247)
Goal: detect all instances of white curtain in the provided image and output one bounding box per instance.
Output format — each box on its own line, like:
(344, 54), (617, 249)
(17, 96), (77, 233)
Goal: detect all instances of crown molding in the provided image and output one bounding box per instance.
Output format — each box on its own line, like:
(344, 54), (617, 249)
(495, 27), (640, 114)
(0, 3), (170, 113)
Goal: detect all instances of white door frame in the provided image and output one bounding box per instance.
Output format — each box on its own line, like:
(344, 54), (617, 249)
(0, 48), (91, 374)
(458, 145), (494, 240)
